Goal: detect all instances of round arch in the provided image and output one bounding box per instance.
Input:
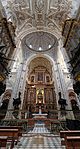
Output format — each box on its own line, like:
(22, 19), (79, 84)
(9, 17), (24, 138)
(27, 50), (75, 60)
(17, 27), (61, 42)
(24, 53), (58, 100)
(26, 53), (54, 67)
(16, 27), (61, 49)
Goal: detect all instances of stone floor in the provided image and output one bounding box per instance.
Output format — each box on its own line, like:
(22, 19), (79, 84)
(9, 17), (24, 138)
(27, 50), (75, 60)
(13, 123), (65, 149)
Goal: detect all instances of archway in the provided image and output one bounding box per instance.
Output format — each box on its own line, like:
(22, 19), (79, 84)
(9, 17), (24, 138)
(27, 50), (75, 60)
(22, 56), (58, 119)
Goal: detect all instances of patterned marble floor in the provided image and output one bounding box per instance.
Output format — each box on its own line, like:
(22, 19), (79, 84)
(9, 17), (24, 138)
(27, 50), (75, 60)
(13, 123), (65, 149)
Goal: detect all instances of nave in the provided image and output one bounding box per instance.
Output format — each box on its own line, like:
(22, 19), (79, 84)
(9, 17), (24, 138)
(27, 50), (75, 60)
(13, 123), (65, 149)
(0, 0), (80, 148)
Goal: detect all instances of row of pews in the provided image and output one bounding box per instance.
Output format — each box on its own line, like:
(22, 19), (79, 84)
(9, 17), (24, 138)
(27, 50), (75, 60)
(0, 126), (22, 148)
(60, 130), (80, 149)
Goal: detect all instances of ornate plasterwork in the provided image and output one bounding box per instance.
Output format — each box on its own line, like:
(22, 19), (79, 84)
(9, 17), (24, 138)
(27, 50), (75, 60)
(4, 0), (72, 60)
(7, 0), (72, 34)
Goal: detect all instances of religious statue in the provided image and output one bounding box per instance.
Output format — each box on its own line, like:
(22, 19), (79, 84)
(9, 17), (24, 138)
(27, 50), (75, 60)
(13, 92), (21, 109)
(0, 89), (11, 119)
(13, 92), (21, 118)
(58, 92), (67, 113)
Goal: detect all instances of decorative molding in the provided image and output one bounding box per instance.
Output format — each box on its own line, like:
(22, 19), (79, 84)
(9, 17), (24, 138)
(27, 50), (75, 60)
(7, 0), (72, 37)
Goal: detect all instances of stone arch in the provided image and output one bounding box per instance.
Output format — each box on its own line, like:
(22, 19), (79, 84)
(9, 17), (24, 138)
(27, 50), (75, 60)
(26, 54), (54, 68)
(17, 27), (61, 42)
(25, 54), (55, 82)
(21, 53), (59, 119)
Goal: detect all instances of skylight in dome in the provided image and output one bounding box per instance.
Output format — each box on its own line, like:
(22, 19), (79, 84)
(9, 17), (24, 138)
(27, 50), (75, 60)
(29, 44), (32, 48)
(49, 45), (51, 48)
(39, 47), (42, 51)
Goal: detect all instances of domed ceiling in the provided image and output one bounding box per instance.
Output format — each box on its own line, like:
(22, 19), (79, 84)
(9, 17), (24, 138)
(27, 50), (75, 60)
(23, 31), (58, 52)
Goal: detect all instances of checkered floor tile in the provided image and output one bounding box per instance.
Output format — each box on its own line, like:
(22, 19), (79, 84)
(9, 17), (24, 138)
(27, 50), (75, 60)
(13, 123), (65, 149)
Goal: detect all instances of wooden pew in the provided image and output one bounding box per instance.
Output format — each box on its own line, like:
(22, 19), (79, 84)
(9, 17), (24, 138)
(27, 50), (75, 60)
(0, 126), (23, 148)
(60, 131), (80, 147)
(0, 129), (19, 149)
(60, 131), (80, 138)
(0, 136), (7, 147)
(0, 126), (23, 136)
(66, 136), (80, 149)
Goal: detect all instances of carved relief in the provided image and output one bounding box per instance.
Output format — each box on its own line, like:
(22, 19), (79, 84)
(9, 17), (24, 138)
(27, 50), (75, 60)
(46, 75), (50, 83)
(7, 0), (72, 31)
(2, 89), (12, 101)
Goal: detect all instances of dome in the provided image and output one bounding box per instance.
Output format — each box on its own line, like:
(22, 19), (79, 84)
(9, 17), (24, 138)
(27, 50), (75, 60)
(24, 31), (58, 52)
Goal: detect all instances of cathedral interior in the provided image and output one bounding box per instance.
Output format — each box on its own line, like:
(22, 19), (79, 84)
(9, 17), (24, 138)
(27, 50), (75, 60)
(0, 0), (80, 148)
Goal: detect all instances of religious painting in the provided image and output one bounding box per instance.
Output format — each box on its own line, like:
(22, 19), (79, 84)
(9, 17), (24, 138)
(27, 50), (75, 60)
(38, 72), (43, 81)
(36, 89), (44, 104)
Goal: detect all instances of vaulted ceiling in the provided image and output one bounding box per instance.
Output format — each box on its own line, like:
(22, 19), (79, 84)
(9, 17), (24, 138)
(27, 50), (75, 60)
(1, 0), (80, 59)
(28, 57), (52, 75)
(1, 0), (80, 33)
(3, 0), (73, 31)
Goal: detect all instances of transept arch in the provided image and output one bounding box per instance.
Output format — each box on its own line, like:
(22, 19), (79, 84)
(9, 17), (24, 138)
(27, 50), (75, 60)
(22, 54), (58, 119)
